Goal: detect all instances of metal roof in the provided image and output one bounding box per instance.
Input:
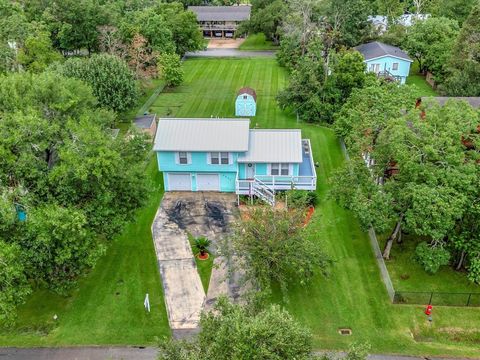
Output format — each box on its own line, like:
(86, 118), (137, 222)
(188, 5), (251, 22)
(153, 118), (250, 152)
(354, 41), (412, 62)
(423, 97), (480, 109)
(237, 87), (257, 101)
(238, 130), (303, 163)
(134, 114), (156, 129)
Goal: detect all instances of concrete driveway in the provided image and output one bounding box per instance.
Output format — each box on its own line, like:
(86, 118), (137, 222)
(151, 192), (239, 334)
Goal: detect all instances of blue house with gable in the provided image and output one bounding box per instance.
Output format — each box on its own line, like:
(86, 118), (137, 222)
(153, 118), (316, 205)
(235, 87), (256, 117)
(355, 41), (412, 84)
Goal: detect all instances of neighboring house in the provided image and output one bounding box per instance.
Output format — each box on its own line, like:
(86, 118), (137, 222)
(355, 41), (412, 84)
(188, 5), (251, 38)
(153, 118), (316, 205)
(235, 87), (257, 117)
(134, 114), (157, 137)
(368, 14), (430, 34)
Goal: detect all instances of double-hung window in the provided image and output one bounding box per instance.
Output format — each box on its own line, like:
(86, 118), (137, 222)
(270, 163), (290, 176)
(177, 152), (189, 165)
(209, 152), (230, 165)
(392, 62), (399, 71)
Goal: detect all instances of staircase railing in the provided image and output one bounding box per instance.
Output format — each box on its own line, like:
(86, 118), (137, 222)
(252, 177), (275, 206)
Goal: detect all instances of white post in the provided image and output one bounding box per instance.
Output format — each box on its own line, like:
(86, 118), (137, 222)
(144, 293), (150, 313)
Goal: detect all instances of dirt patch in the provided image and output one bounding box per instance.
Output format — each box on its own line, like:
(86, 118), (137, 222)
(207, 38), (245, 49)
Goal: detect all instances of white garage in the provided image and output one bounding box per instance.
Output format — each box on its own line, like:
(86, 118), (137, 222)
(167, 173), (192, 191)
(196, 174), (220, 191)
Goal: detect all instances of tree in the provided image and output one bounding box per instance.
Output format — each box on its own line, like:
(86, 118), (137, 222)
(404, 17), (459, 82)
(430, 0), (476, 26)
(442, 3), (480, 96)
(159, 298), (316, 360)
(332, 98), (479, 260)
(227, 207), (331, 298)
(128, 33), (158, 79)
(158, 52), (184, 87)
(0, 240), (31, 325)
(17, 26), (62, 73)
(54, 54), (139, 112)
(240, 0), (288, 44)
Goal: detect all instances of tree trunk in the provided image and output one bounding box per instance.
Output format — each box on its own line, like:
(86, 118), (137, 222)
(456, 251), (466, 270)
(396, 229), (403, 244)
(383, 217), (403, 260)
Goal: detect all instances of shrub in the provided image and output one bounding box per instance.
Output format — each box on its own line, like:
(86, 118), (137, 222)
(467, 256), (480, 284)
(194, 237), (211, 256)
(286, 190), (318, 208)
(414, 241), (451, 274)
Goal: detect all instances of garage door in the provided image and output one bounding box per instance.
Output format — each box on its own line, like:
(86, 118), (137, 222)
(168, 173), (192, 191)
(197, 174), (220, 191)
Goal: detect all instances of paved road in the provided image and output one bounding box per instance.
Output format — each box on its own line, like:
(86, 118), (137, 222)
(0, 347), (475, 360)
(185, 49), (276, 57)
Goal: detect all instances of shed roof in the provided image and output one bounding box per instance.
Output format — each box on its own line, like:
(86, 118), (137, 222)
(188, 5), (251, 22)
(354, 41), (412, 62)
(237, 87), (257, 101)
(423, 97), (480, 109)
(238, 129), (303, 163)
(134, 114), (156, 129)
(153, 118), (250, 152)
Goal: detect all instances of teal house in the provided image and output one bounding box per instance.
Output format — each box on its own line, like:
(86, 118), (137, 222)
(153, 118), (316, 205)
(354, 41), (412, 84)
(235, 87), (256, 117)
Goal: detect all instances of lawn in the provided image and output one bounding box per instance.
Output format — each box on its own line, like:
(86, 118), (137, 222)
(0, 108), (170, 345)
(406, 62), (438, 97)
(150, 57), (480, 358)
(239, 33), (278, 51)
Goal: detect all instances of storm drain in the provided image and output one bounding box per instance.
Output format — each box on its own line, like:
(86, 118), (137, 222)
(338, 328), (352, 335)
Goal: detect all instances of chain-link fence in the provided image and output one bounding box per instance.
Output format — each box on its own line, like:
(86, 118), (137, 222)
(393, 291), (480, 307)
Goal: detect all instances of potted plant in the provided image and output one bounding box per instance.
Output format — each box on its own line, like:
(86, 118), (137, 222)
(194, 236), (211, 260)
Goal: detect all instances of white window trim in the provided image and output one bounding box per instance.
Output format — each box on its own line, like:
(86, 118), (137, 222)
(208, 152), (231, 165)
(268, 163), (292, 176)
(176, 151), (191, 165)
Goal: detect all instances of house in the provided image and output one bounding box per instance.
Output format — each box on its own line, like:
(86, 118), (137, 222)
(355, 41), (412, 84)
(368, 14), (430, 35)
(188, 5), (251, 38)
(134, 114), (157, 137)
(235, 87), (257, 117)
(153, 118), (316, 205)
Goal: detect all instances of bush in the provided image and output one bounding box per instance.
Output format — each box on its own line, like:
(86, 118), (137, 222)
(467, 257), (480, 284)
(414, 241), (451, 274)
(157, 52), (184, 87)
(286, 190), (318, 208)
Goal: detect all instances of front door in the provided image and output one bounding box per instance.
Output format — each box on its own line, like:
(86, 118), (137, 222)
(246, 163), (255, 179)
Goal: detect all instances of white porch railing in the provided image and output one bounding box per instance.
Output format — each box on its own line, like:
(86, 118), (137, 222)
(235, 175), (316, 194)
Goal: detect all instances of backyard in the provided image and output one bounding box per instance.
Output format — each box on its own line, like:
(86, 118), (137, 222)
(238, 33), (278, 51)
(1, 56), (479, 357)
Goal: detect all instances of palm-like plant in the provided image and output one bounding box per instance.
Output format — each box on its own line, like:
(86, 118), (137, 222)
(194, 237), (211, 256)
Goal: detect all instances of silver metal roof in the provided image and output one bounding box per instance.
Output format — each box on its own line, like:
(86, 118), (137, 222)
(153, 118), (250, 152)
(238, 130), (303, 163)
(188, 6), (251, 22)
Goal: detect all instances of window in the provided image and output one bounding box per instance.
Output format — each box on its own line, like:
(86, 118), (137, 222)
(270, 163), (290, 176)
(392, 62), (398, 71)
(210, 152), (219, 164)
(243, 95), (247, 99)
(209, 152), (230, 165)
(178, 152), (189, 165)
(221, 152), (229, 164)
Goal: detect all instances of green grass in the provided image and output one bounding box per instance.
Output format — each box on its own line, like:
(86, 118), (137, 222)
(0, 142), (169, 345)
(188, 235), (214, 293)
(239, 33), (278, 51)
(378, 234), (479, 293)
(406, 62), (438, 97)
(151, 57), (480, 357)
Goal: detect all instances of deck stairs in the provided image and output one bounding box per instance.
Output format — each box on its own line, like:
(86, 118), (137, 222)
(252, 178), (275, 206)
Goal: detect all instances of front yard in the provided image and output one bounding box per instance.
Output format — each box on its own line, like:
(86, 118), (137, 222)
(2, 57), (479, 357)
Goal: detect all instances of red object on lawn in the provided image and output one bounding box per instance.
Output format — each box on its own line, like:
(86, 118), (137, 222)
(425, 304), (432, 316)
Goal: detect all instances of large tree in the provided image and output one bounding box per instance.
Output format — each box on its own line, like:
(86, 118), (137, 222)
(332, 98), (479, 262)
(404, 17), (459, 82)
(442, 3), (480, 96)
(227, 207), (331, 298)
(53, 54), (139, 113)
